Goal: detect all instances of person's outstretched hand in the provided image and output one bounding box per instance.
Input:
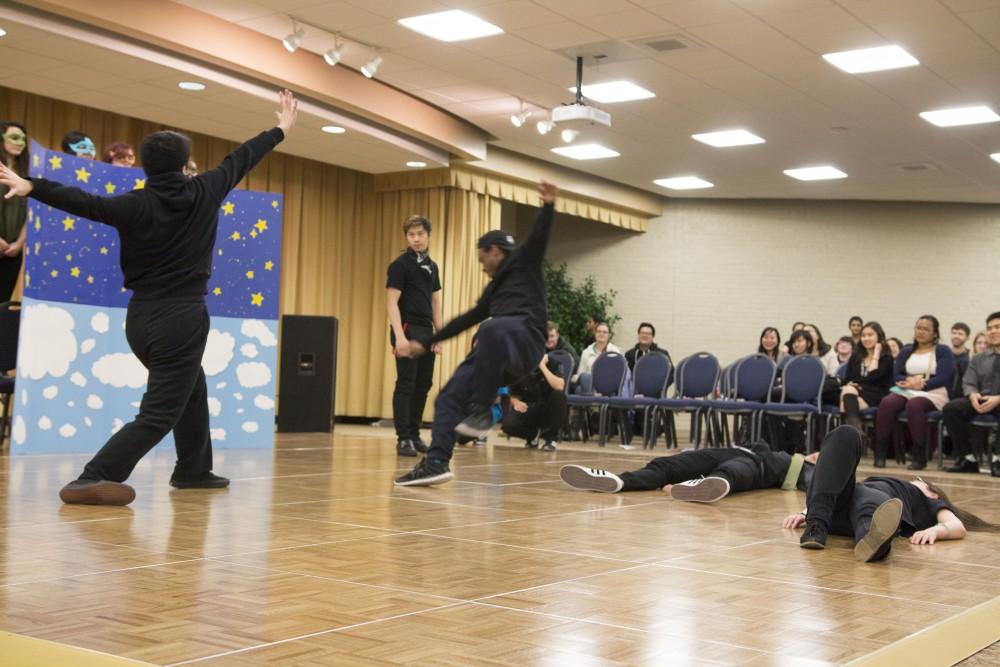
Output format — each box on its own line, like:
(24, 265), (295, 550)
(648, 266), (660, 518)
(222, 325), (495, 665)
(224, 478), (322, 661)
(538, 180), (558, 204)
(0, 162), (32, 199)
(275, 89), (299, 135)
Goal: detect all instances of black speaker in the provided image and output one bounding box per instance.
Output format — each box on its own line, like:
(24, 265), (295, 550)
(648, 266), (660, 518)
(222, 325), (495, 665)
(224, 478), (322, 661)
(278, 315), (338, 433)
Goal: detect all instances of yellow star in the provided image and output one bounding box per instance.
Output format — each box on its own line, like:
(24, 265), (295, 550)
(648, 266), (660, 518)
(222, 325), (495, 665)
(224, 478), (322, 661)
(250, 292), (264, 307)
(217, 249), (223, 256)
(32, 154), (39, 167)
(48, 155), (62, 170)
(27, 208), (32, 221)
(100, 246), (109, 255)
(104, 182), (116, 194)
(70, 267), (80, 278)
(62, 216), (75, 231)
(212, 287), (222, 296)
(264, 261), (274, 271)
(134, 178), (145, 190)
(34, 219), (41, 231)
(230, 231), (241, 241)
(74, 167), (91, 183)
(255, 219), (268, 233)
(65, 254), (72, 261)
(24, 273), (30, 287)
(245, 270), (254, 279)
(87, 275), (94, 284)
(50, 269), (58, 278)
(33, 242), (40, 254)
(271, 200), (278, 208)
(221, 201), (235, 216)
(250, 229), (258, 239)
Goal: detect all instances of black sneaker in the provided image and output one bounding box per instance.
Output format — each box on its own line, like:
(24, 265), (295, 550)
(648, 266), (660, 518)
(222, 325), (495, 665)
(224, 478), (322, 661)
(992, 459), (1000, 478)
(59, 479), (136, 506)
(169, 472), (230, 489)
(799, 521), (828, 550)
(454, 403), (494, 440)
(945, 458), (980, 474)
(412, 437), (430, 453)
(855, 498), (902, 562)
(397, 439), (418, 457)
(394, 457), (453, 487)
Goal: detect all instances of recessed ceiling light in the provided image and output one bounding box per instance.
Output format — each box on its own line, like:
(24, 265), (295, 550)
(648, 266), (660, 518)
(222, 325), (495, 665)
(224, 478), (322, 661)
(991, 152), (1000, 164)
(406, 161), (427, 168)
(177, 81), (206, 91)
(654, 176), (714, 190)
(822, 45), (919, 74)
(784, 166), (847, 181)
(691, 129), (764, 147)
(321, 125), (346, 134)
(550, 144), (620, 160)
(398, 10), (503, 42)
(569, 81), (655, 104)
(919, 105), (1000, 127)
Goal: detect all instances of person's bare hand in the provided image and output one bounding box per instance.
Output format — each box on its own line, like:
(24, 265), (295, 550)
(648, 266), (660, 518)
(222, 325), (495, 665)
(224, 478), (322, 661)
(408, 340), (427, 358)
(511, 398), (528, 413)
(539, 354), (549, 369)
(979, 396), (1000, 413)
(782, 513), (806, 529)
(394, 338), (411, 358)
(3, 241), (21, 257)
(909, 528), (938, 545)
(0, 238), (8, 252)
(804, 452), (820, 465)
(0, 162), (32, 198)
(275, 89), (299, 135)
(538, 180), (558, 204)
(431, 342), (443, 355)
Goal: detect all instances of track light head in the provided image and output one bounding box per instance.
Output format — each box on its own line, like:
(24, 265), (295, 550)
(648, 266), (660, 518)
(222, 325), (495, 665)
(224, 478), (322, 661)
(361, 54), (383, 78)
(511, 110), (531, 127)
(536, 119), (554, 135)
(323, 43), (344, 66)
(282, 24), (305, 52)
(560, 128), (579, 143)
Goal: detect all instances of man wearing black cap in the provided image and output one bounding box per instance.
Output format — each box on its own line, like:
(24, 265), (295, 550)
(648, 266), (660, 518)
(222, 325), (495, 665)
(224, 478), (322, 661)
(395, 181), (558, 486)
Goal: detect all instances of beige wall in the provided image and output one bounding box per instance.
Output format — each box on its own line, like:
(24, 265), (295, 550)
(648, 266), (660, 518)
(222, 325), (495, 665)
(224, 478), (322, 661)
(524, 198), (1000, 367)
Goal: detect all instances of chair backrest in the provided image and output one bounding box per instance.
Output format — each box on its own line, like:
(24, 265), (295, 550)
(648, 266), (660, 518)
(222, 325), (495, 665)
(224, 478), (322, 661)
(733, 353), (776, 402)
(632, 351), (672, 398)
(591, 352), (627, 396)
(546, 350), (576, 395)
(720, 356), (750, 398)
(0, 301), (21, 372)
(780, 355), (825, 405)
(674, 352), (720, 399)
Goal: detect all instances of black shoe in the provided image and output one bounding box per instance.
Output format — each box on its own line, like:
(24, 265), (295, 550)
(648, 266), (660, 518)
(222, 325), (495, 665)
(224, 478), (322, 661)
(855, 498), (902, 562)
(412, 438), (430, 453)
(394, 457), (453, 487)
(873, 441), (887, 468)
(397, 439), (418, 457)
(541, 440), (558, 452)
(906, 459), (926, 471)
(59, 479), (136, 506)
(524, 438), (539, 449)
(799, 521), (828, 550)
(992, 459), (1000, 478)
(454, 403), (494, 440)
(169, 472), (230, 489)
(945, 458), (980, 473)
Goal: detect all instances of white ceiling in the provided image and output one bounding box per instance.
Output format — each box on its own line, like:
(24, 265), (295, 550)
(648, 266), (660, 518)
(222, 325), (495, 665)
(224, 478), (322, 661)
(175, 0), (1000, 202)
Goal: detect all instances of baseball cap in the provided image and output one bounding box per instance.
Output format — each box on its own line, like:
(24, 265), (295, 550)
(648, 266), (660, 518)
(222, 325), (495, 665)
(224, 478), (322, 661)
(477, 229), (516, 252)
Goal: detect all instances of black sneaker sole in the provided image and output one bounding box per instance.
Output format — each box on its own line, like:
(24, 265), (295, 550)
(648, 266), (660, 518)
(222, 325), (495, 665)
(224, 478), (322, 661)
(394, 470), (454, 487)
(59, 481), (136, 506)
(670, 478), (730, 503)
(397, 448), (418, 457)
(855, 498), (902, 562)
(170, 478), (230, 489)
(559, 465), (621, 493)
(800, 538), (826, 550)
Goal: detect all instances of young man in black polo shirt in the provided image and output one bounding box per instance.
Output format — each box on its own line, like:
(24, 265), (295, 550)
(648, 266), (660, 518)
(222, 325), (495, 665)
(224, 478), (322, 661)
(503, 353), (567, 451)
(0, 90), (298, 505)
(386, 215), (443, 457)
(395, 181), (558, 486)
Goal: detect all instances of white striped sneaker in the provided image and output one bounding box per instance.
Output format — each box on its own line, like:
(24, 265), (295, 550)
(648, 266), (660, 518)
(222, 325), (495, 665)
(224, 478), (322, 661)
(669, 476), (730, 503)
(559, 465), (624, 493)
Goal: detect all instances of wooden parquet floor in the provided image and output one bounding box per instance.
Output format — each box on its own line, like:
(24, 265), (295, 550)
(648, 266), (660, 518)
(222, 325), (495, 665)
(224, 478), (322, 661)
(2, 426), (1000, 666)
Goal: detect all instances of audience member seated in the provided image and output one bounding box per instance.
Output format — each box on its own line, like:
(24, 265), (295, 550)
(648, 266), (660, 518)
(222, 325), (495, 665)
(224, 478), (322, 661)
(848, 315), (863, 345)
(944, 311), (1000, 476)
(887, 337), (903, 359)
(872, 315), (955, 470)
(502, 354), (567, 452)
(835, 336), (855, 365)
(572, 321), (622, 393)
(758, 326), (786, 364)
(950, 321), (971, 399)
(625, 321), (670, 371)
(783, 321), (805, 353)
(0, 121), (28, 301)
(971, 330), (988, 356)
(581, 312), (601, 349)
(786, 329), (813, 359)
(804, 323), (839, 376)
(102, 141), (135, 167)
(60, 130), (95, 159)
(545, 320), (578, 366)
(840, 321), (893, 433)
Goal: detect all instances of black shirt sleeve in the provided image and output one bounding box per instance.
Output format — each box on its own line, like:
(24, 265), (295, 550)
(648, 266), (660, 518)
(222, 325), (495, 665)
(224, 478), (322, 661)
(28, 178), (146, 230)
(386, 258), (406, 290)
(422, 295), (490, 346)
(198, 127), (285, 203)
(432, 261), (442, 292)
(518, 202), (555, 269)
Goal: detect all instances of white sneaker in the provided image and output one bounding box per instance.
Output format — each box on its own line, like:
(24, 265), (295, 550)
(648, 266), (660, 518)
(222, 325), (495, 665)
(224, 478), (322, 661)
(669, 476), (730, 503)
(559, 464), (623, 493)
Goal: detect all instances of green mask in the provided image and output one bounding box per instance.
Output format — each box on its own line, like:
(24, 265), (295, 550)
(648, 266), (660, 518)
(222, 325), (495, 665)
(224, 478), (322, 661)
(3, 129), (26, 147)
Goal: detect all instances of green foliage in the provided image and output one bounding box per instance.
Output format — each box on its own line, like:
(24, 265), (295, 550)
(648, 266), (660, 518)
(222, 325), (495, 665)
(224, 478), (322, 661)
(543, 261), (619, 352)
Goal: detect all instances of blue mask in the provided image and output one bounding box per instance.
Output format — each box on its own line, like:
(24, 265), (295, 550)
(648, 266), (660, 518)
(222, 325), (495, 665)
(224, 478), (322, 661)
(68, 137), (96, 158)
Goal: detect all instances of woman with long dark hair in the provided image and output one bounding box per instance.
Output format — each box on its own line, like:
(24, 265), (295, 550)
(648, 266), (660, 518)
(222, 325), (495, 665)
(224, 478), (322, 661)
(0, 121), (29, 300)
(840, 321), (894, 432)
(804, 323), (839, 376)
(872, 315), (955, 470)
(757, 326), (785, 363)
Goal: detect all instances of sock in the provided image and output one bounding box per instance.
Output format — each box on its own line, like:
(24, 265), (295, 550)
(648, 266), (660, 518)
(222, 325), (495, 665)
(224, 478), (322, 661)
(966, 454), (977, 462)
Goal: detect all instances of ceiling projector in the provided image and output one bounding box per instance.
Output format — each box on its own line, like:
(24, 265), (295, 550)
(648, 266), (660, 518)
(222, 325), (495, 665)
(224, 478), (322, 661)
(550, 56), (612, 129)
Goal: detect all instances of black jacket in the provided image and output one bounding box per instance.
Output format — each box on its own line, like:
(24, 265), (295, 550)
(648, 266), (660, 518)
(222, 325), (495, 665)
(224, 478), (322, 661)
(625, 343), (671, 372)
(29, 128), (284, 301)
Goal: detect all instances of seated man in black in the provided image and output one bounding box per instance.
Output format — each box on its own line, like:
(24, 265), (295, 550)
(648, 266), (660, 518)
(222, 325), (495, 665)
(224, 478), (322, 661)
(502, 354), (566, 451)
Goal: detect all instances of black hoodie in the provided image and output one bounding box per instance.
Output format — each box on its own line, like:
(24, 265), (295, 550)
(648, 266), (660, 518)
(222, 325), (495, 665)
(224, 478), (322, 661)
(28, 128), (284, 301)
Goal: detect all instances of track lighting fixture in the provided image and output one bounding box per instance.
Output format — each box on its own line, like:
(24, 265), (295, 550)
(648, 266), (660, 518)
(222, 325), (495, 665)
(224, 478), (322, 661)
(560, 129), (579, 143)
(536, 118), (554, 135)
(282, 21), (304, 52)
(510, 101), (531, 128)
(323, 41), (344, 66)
(361, 53), (383, 78)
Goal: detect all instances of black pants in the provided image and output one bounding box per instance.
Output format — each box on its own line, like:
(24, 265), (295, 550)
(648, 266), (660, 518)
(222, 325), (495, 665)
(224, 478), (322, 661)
(805, 426), (888, 541)
(0, 252), (22, 302)
(942, 397), (1000, 459)
(620, 448), (781, 492)
(501, 391), (567, 442)
(391, 324), (435, 442)
(428, 316), (545, 463)
(80, 300), (213, 482)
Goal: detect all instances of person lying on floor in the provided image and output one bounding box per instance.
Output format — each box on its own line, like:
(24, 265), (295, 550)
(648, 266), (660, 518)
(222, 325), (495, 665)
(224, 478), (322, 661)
(560, 438), (819, 502)
(781, 425), (999, 561)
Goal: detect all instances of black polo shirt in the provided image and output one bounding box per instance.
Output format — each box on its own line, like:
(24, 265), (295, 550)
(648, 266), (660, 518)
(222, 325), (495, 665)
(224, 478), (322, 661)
(386, 249), (441, 328)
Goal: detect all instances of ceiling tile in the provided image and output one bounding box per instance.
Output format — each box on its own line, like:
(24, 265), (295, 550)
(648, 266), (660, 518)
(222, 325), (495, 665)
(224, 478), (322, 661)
(645, 0), (749, 27)
(513, 21), (607, 50)
(532, 0), (642, 18)
(472, 1), (565, 31)
(575, 8), (680, 39)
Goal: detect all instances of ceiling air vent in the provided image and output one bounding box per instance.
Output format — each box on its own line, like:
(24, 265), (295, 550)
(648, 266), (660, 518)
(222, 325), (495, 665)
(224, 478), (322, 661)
(894, 162), (939, 173)
(633, 33), (703, 55)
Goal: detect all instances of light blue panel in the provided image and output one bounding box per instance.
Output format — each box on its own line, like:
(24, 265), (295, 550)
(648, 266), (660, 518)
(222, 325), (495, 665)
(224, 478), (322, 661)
(10, 297), (277, 454)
